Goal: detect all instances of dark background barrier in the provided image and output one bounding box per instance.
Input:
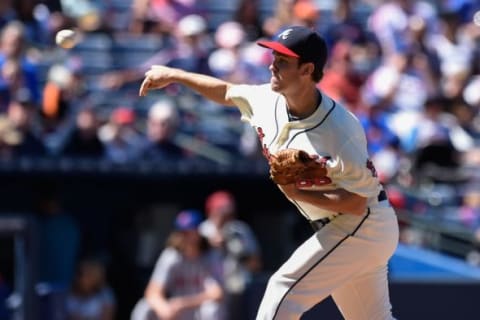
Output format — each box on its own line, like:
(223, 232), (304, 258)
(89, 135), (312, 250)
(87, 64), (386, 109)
(0, 161), (305, 319)
(1, 163), (480, 320)
(302, 281), (480, 320)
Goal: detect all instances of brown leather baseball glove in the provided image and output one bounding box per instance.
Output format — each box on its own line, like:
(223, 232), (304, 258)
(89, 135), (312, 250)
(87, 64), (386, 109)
(269, 149), (328, 185)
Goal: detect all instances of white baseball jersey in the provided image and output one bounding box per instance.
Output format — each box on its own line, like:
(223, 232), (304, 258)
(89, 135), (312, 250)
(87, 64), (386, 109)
(228, 84), (382, 220)
(227, 84), (399, 320)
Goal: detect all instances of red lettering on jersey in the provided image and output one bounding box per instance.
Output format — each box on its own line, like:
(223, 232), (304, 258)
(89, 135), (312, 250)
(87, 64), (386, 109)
(366, 159), (378, 177)
(296, 177), (332, 188)
(296, 156), (332, 187)
(256, 127), (271, 160)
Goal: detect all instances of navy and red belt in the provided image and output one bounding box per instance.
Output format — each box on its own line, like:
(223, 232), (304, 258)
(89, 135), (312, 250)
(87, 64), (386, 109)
(309, 190), (388, 231)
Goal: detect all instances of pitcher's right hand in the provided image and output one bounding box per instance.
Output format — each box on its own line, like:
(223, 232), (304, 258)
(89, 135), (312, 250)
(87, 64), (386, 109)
(139, 65), (176, 96)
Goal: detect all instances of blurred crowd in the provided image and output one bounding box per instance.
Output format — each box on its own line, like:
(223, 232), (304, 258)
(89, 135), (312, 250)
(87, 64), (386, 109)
(1, 0), (479, 176)
(2, 0), (480, 318)
(1, 0), (480, 240)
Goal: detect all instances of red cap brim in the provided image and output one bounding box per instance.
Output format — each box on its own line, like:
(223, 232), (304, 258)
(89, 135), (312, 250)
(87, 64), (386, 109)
(257, 40), (299, 58)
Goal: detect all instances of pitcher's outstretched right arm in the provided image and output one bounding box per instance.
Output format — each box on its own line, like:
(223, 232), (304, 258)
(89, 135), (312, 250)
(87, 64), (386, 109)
(139, 65), (236, 107)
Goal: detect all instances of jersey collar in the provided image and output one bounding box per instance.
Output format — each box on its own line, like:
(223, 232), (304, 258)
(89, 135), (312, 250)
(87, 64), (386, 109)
(286, 91), (331, 126)
(275, 91), (333, 148)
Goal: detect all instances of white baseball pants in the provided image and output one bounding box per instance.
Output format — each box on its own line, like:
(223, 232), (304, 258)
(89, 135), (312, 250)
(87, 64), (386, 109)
(255, 203), (399, 320)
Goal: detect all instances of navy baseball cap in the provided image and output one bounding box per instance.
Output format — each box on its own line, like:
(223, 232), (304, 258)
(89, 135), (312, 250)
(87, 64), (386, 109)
(174, 209), (203, 231)
(257, 26), (328, 68)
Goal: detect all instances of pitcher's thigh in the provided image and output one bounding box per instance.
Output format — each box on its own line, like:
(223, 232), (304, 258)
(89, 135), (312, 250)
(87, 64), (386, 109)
(258, 235), (374, 319)
(331, 265), (395, 320)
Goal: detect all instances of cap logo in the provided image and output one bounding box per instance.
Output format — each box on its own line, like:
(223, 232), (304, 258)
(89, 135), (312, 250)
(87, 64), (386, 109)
(278, 28), (293, 40)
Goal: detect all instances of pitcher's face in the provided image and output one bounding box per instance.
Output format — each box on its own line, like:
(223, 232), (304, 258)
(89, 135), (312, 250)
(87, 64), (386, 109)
(269, 52), (302, 93)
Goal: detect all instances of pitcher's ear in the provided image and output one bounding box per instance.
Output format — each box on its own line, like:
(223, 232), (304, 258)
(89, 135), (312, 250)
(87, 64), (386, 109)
(300, 62), (315, 76)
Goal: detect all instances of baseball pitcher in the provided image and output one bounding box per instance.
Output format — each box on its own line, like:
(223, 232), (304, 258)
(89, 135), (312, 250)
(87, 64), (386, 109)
(139, 26), (399, 320)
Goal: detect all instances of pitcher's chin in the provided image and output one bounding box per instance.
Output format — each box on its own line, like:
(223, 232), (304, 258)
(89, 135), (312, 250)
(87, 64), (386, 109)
(270, 80), (281, 92)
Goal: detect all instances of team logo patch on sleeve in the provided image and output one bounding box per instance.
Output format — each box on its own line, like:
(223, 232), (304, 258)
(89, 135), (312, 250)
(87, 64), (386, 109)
(256, 127), (271, 160)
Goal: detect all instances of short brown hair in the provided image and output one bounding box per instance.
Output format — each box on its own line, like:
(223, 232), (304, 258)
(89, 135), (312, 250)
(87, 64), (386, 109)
(298, 58), (324, 83)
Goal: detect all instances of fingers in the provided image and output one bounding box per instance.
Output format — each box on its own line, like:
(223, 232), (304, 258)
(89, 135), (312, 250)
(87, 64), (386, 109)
(139, 66), (169, 96)
(139, 70), (156, 96)
(139, 76), (150, 96)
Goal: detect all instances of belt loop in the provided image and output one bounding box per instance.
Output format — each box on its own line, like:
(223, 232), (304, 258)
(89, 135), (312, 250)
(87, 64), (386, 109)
(377, 190), (387, 202)
(309, 215), (338, 232)
(309, 220), (320, 232)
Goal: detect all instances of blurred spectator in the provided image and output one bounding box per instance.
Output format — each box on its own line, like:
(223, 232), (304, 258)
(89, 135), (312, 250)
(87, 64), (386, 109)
(324, 0), (372, 46)
(0, 115), (21, 159)
(409, 96), (474, 174)
(98, 107), (143, 164)
(39, 1), (75, 42)
(199, 190), (261, 320)
(362, 51), (437, 150)
(462, 74), (480, 111)
(0, 21), (40, 106)
(139, 99), (186, 161)
(208, 21), (269, 85)
(208, 21), (247, 82)
(459, 185), (480, 228)
(291, 0), (319, 29)
(42, 63), (86, 134)
(0, 59), (27, 112)
(233, 0), (265, 41)
(131, 209), (225, 320)
(411, 96), (474, 153)
(367, 0), (439, 58)
(61, 107), (105, 159)
(162, 14), (213, 78)
(7, 95), (46, 156)
(439, 0), (480, 25)
(12, 0), (47, 44)
(59, 0), (103, 32)
(36, 191), (80, 288)
(263, 0), (320, 37)
(100, 14), (213, 91)
(0, 1), (16, 30)
(66, 257), (116, 320)
(425, 10), (475, 99)
(318, 40), (369, 113)
(262, 0), (297, 38)
(458, 75), (480, 138)
(130, 0), (202, 35)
